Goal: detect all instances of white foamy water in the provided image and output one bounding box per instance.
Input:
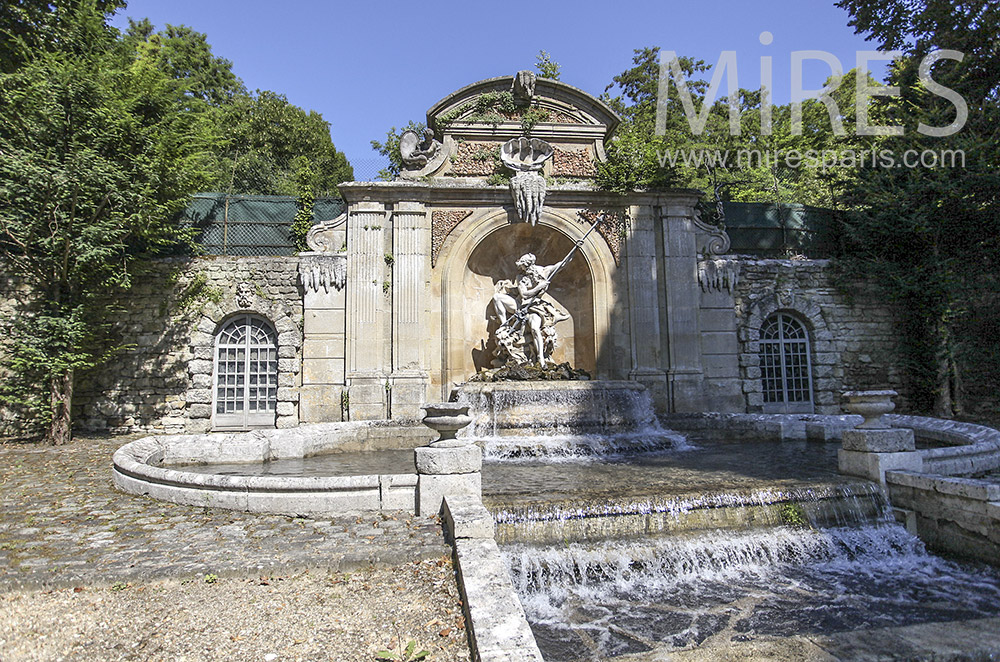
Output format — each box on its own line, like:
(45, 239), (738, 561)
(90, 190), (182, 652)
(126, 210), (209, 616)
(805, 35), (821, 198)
(503, 524), (1000, 660)
(457, 382), (690, 461)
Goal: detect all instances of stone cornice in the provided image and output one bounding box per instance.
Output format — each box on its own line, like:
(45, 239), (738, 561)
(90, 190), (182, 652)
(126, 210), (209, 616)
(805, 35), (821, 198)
(338, 181), (702, 209)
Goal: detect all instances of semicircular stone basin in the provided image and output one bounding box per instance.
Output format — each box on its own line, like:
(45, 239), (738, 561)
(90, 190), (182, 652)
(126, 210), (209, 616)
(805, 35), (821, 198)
(112, 421), (430, 516)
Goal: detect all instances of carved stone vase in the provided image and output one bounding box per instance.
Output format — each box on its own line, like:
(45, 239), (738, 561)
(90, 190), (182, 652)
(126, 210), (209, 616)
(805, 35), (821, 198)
(842, 390), (897, 429)
(420, 403), (473, 448)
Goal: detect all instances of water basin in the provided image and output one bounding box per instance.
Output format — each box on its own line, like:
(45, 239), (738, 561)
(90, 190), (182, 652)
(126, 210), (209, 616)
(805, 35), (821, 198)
(177, 449), (415, 477)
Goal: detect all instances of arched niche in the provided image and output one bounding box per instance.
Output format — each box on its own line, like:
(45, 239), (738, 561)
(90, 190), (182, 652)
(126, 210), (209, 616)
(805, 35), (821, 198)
(438, 208), (615, 389)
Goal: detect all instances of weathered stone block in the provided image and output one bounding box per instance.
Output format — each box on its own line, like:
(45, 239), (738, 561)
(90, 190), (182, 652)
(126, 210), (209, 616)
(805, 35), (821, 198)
(186, 389), (212, 404)
(302, 358), (345, 385)
(839, 449), (922, 485)
(842, 428), (915, 453)
(415, 445), (482, 475)
(188, 404), (212, 419)
(189, 359), (213, 375)
(299, 385), (345, 423)
(417, 473), (481, 516)
(442, 495), (494, 539)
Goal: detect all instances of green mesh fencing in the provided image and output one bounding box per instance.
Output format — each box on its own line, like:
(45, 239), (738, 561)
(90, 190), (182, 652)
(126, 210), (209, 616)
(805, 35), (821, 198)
(181, 193), (345, 256)
(181, 194), (835, 257)
(721, 202), (839, 257)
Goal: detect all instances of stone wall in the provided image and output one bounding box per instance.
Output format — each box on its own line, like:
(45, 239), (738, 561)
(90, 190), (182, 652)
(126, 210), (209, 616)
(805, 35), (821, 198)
(732, 258), (906, 414)
(1, 253), (916, 437)
(70, 256), (304, 435)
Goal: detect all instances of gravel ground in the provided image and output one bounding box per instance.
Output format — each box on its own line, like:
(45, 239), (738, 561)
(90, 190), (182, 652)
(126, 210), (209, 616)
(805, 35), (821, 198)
(0, 435), (472, 662)
(1, 561), (468, 662)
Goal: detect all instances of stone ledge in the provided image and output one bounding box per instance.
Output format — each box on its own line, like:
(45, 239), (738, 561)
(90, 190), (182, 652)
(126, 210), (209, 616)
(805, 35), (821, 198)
(443, 495), (494, 540)
(842, 428), (914, 453)
(451, 535), (543, 662)
(886, 471), (1000, 501)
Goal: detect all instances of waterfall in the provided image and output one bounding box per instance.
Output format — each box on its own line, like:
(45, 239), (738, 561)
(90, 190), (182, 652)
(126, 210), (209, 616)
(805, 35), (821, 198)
(488, 482), (892, 544)
(457, 381), (689, 460)
(504, 523), (1000, 660)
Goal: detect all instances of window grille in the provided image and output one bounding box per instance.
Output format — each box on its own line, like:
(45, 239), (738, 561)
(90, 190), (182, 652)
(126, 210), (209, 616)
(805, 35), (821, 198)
(214, 315), (278, 430)
(760, 313), (814, 413)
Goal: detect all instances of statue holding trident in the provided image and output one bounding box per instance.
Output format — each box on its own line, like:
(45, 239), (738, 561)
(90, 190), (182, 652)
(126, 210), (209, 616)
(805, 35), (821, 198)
(489, 215), (605, 367)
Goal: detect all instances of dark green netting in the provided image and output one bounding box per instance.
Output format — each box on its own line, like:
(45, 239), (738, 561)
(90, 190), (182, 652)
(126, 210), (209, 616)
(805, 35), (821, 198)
(180, 194), (835, 258)
(181, 193), (346, 256)
(721, 202), (838, 257)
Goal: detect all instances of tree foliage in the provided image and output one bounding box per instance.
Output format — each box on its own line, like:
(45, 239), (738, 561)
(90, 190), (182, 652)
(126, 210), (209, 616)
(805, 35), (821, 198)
(535, 50), (561, 80)
(217, 90), (353, 196)
(123, 18), (246, 106)
(0, 1), (219, 442)
(597, 46), (871, 211)
(833, 0), (1000, 417)
(121, 21), (353, 197)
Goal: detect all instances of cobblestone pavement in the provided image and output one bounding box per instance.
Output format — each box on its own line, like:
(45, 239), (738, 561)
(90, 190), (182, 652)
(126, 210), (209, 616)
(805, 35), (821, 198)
(0, 436), (452, 591)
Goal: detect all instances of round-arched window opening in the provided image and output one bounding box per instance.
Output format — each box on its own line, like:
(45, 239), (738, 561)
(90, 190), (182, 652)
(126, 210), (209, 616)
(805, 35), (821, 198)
(213, 315), (278, 430)
(760, 313), (814, 414)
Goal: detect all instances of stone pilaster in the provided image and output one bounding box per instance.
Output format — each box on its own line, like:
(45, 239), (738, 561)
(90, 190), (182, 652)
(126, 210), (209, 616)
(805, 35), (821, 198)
(660, 202), (705, 412)
(625, 204), (667, 407)
(390, 200), (431, 419)
(299, 253), (347, 422)
(346, 201), (390, 420)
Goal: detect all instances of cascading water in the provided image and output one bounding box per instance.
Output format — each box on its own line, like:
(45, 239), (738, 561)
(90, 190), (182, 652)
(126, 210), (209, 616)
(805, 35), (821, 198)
(504, 487), (1000, 662)
(462, 380), (1000, 658)
(504, 522), (1000, 659)
(457, 381), (689, 460)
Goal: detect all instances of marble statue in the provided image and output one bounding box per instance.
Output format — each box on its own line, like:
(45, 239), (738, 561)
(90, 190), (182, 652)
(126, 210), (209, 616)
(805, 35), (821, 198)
(488, 215), (604, 367)
(400, 128), (443, 170)
(490, 253), (572, 366)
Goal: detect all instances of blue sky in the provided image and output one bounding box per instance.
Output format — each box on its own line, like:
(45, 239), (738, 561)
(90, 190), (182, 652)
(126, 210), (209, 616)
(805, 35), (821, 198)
(110, 0), (886, 174)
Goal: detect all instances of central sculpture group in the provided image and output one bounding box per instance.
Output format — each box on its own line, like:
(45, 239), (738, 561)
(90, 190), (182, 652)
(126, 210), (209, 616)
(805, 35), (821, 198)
(487, 216), (602, 369)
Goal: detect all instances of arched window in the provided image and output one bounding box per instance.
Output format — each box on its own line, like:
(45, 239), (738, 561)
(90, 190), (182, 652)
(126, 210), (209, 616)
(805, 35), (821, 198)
(760, 313), (814, 413)
(213, 315), (278, 430)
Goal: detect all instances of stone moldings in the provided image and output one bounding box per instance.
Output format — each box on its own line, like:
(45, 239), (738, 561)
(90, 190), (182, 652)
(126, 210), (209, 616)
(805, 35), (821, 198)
(235, 282), (255, 308)
(692, 210), (731, 255)
(698, 258), (740, 294)
(399, 128), (449, 180)
(431, 209), (473, 267)
(502, 138), (554, 226)
(306, 212), (347, 253)
(738, 287), (835, 414)
(299, 253), (346, 292)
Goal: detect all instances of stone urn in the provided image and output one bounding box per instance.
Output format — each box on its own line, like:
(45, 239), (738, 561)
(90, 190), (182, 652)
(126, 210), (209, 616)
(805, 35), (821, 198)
(842, 390), (897, 429)
(420, 403), (473, 448)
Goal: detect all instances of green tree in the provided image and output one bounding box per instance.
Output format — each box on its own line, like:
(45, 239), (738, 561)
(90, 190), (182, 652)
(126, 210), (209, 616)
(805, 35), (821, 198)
(370, 120), (425, 181)
(596, 47), (711, 193)
(0, 0), (124, 73)
(834, 0), (1000, 416)
(0, 2), (218, 443)
(535, 50), (561, 80)
(123, 19), (246, 106)
(218, 90), (353, 196)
